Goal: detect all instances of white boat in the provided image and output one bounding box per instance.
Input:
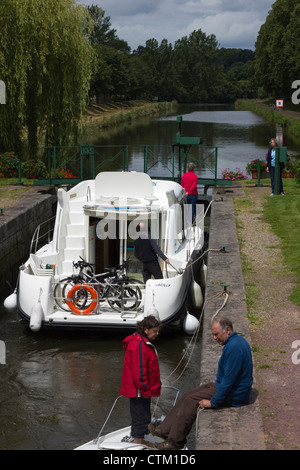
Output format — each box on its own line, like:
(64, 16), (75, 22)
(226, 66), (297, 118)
(75, 386), (187, 451)
(10, 171), (205, 332)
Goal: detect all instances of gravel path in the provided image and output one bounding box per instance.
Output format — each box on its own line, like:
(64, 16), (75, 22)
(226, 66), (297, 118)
(234, 185), (300, 450)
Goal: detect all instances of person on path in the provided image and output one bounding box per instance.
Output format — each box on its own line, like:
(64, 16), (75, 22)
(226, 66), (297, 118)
(120, 315), (162, 446)
(134, 221), (169, 284)
(148, 317), (253, 450)
(180, 162), (198, 223)
(266, 138), (284, 195)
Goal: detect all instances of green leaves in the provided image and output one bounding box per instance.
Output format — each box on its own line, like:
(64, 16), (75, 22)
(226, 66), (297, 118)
(0, 0), (94, 156)
(255, 0), (300, 97)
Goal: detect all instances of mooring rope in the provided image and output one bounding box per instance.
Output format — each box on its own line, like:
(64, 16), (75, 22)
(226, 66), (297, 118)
(151, 287), (229, 420)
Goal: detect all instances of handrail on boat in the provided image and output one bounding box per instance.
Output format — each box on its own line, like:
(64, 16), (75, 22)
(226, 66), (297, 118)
(94, 385), (181, 444)
(29, 216), (56, 255)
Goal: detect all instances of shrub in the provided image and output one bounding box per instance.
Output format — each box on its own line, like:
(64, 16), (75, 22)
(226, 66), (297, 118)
(245, 159), (267, 174)
(222, 168), (248, 181)
(0, 152), (19, 178)
(21, 160), (48, 179)
(50, 168), (77, 179)
(293, 159), (300, 185)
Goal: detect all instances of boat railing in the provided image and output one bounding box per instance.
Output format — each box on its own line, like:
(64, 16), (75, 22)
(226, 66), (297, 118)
(94, 385), (181, 444)
(30, 216), (56, 255)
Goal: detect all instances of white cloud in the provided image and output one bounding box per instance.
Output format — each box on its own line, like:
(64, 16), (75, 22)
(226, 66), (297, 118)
(78, 0), (274, 50)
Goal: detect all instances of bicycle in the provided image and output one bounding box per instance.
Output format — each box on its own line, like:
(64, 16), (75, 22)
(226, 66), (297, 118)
(53, 257), (143, 314)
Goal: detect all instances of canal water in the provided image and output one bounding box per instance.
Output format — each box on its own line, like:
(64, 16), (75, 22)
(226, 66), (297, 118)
(1, 104), (299, 450)
(83, 103), (300, 179)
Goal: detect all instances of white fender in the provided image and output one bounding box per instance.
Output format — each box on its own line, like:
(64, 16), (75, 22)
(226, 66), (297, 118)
(183, 312), (200, 335)
(146, 306), (160, 320)
(190, 280), (203, 308)
(4, 289), (17, 310)
(200, 263), (207, 287)
(30, 289), (44, 332)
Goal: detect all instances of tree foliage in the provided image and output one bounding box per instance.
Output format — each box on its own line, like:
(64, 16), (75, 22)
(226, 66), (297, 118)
(255, 0), (300, 97)
(0, 1), (258, 157)
(0, 0), (94, 156)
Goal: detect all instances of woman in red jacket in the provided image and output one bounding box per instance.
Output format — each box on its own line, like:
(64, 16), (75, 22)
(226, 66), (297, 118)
(120, 315), (161, 445)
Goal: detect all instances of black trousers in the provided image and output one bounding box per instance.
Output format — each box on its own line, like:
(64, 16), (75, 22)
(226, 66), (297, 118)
(130, 397), (151, 438)
(142, 260), (163, 283)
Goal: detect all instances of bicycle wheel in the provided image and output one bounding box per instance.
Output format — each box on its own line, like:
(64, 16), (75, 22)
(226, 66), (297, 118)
(107, 279), (142, 311)
(62, 280), (92, 310)
(54, 278), (89, 312)
(53, 278), (75, 312)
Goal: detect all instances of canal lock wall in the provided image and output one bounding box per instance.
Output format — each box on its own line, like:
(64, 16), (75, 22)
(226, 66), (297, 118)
(196, 190), (266, 450)
(0, 187), (54, 303)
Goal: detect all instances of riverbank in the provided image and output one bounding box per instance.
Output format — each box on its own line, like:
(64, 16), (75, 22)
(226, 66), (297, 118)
(197, 181), (300, 450)
(82, 100), (177, 134)
(235, 99), (300, 139)
(234, 183), (300, 450)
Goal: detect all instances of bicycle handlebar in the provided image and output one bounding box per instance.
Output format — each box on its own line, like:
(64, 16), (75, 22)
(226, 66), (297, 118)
(73, 257), (128, 275)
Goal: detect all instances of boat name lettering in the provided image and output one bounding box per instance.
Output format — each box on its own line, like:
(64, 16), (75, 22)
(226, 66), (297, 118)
(155, 283), (171, 287)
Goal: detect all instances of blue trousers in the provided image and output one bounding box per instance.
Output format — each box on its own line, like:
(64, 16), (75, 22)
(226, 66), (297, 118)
(186, 194), (198, 223)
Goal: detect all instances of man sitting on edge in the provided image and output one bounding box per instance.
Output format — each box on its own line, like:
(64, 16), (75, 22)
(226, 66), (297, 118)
(148, 317), (253, 450)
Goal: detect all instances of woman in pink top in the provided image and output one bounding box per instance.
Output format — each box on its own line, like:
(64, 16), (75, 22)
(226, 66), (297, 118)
(180, 162), (198, 223)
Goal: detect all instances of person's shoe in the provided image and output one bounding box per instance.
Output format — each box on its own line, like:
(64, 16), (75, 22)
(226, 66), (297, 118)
(281, 192), (285, 195)
(270, 193), (274, 196)
(133, 437), (155, 448)
(147, 423), (167, 439)
(154, 440), (183, 450)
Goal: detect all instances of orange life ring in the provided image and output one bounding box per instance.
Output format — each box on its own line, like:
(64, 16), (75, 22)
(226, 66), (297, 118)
(66, 284), (98, 315)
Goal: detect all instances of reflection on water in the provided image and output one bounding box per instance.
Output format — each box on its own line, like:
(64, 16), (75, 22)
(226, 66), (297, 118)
(0, 304), (203, 449)
(87, 104), (300, 179)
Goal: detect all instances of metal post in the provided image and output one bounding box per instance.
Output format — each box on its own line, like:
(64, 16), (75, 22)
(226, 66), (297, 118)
(144, 146), (148, 174)
(214, 147), (218, 184)
(17, 159), (22, 185)
(80, 152), (83, 181)
(90, 145), (95, 179)
(274, 149), (280, 195)
(256, 162), (262, 187)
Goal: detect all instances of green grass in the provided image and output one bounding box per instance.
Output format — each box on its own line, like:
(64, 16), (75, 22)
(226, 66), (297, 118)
(263, 179), (300, 305)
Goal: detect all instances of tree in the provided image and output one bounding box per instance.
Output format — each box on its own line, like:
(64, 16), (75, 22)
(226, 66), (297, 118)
(0, 0), (94, 156)
(172, 30), (219, 102)
(255, 0), (299, 97)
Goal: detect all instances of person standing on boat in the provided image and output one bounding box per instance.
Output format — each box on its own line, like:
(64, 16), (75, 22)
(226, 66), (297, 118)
(134, 222), (169, 284)
(148, 317), (253, 450)
(266, 138), (284, 195)
(180, 162), (198, 223)
(120, 315), (162, 446)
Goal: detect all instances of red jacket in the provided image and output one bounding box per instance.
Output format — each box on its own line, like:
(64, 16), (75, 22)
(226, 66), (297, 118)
(181, 170), (198, 195)
(120, 332), (161, 398)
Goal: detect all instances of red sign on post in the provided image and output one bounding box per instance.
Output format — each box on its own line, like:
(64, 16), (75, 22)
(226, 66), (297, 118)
(276, 99), (284, 108)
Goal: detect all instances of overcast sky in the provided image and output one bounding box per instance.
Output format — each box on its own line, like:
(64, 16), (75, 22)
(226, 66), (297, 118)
(77, 0), (275, 51)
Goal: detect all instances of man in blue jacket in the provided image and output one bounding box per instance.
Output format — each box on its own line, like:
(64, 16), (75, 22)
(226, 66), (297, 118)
(149, 317), (253, 450)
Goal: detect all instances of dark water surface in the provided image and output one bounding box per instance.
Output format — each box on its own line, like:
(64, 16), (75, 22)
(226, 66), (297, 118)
(1, 103), (300, 450)
(0, 303), (202, 450)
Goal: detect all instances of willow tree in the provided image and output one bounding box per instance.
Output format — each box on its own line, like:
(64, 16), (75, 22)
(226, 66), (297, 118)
(0, 0), (94, 157)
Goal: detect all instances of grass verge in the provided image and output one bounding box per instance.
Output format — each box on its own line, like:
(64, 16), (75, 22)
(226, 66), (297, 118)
(263, 179), (300, 305)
